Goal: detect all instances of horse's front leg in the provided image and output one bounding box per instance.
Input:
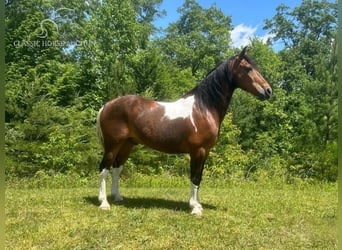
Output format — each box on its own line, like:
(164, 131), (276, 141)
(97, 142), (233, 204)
(189, 148), (208, 216)
(189, 182), (202, 215)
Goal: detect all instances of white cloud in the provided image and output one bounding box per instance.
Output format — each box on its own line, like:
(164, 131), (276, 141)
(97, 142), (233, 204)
(231, 24), (257, 48)
(259, 32), (275, 44)
(230, 24), (274, 48)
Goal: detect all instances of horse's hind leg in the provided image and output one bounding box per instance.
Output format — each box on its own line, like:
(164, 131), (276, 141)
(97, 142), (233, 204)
(111, 140), (134, 201)
(111, 162), (123, 202)
(98, 144), (122, 210)
(99, 167), (110, 210)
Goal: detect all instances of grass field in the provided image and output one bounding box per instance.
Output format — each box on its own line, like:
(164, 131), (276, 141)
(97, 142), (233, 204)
(5, 175), (337, 249)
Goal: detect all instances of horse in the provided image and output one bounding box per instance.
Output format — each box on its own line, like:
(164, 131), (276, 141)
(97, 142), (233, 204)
(96, 46), (272, 216)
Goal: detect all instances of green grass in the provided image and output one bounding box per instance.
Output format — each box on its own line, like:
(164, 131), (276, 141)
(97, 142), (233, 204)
(6, 175), (337, 249)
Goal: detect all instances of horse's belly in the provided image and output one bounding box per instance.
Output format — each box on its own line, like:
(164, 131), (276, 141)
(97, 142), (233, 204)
(132, 116), (195, 153)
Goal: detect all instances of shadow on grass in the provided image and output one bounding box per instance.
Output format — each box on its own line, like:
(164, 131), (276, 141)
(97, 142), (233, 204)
(84, 196), (216, 212)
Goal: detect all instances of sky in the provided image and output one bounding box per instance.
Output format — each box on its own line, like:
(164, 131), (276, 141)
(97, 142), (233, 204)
(153, 0), (303, 50)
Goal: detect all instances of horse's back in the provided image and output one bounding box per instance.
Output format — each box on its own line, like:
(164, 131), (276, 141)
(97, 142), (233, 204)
(101, 95), (156, 119)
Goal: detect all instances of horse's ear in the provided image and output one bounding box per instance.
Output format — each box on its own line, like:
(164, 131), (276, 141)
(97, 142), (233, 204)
(240, 46), (248, 57)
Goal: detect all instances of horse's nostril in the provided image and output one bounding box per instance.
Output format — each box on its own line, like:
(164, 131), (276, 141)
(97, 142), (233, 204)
(266, 88), (272, 96)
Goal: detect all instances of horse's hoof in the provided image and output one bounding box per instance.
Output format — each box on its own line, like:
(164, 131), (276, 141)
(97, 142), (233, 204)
(114, 195), (123, 202)
(112, 192), (123, 202)
(99, 201), (111, 210)
(191, 207), (203, 217)
(99, 205), (110, 210)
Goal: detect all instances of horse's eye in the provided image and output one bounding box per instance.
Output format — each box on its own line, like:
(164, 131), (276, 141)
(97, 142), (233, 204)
(245, 67), (253, 73)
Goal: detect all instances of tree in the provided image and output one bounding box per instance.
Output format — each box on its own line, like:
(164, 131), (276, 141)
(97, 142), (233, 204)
(74, 0), (164, 107)
(264, 0), (337, 77)
(5, 0), (88, 120)
(5, 99), (100, 177)
(229, 40), (291, 179)
(5, 0), (338, 182)
(263, 0), (338, 181)
(5, 0), (166, 178)
(158, 0), (232, 79)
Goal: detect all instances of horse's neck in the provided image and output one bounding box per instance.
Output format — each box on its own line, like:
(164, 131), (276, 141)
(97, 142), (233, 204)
(216, 89), (234, 124)
(207, 71), (235, 123)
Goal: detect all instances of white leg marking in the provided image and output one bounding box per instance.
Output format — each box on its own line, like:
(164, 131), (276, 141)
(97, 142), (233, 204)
(99, 169), (110, 210)
(111, 165), (123, 201)
(189, 182), (203, 216)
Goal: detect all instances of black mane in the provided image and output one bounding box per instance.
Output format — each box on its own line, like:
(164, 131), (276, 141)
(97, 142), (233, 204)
(183, 58), (233, 120)
(184, 54), (257, 121)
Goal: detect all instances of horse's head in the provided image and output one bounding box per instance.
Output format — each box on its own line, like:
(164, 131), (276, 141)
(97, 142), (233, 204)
(230, 46), (272, 100)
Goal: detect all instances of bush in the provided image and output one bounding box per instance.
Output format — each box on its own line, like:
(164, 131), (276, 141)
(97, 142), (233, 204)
(5, 100), (101, 177)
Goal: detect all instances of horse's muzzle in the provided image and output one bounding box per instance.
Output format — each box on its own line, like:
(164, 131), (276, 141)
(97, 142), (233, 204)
(259, 87), (272, 100)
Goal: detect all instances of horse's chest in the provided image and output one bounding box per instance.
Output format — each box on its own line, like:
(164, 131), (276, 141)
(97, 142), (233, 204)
(190, 113), (220, 147)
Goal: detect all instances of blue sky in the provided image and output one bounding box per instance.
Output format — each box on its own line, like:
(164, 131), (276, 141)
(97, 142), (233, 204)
(154, 0), (303, 49)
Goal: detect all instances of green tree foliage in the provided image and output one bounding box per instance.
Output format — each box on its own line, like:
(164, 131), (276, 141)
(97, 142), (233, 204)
(5, 0), (338, 182)
(263, 0), (338, 181)
(157, 0), (232, 79)
(75, 0), (141, 104)
(206, 113), (248, 179)
(5, 100), (100, 177)
(264, 0), (337, 77)
(72, 0), (165, 107)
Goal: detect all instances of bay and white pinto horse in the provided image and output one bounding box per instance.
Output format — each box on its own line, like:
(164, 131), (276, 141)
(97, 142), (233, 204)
(96, 47), (272, 216)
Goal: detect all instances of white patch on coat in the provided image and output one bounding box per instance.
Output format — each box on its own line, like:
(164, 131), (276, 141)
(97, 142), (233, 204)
(158, 95), (197, 132)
